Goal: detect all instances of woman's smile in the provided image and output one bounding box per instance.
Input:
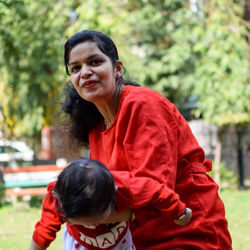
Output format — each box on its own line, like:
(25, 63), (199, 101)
(81, 80), (98, 88)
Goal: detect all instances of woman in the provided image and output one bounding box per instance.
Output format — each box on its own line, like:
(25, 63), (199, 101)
(30, 30), (231, 249)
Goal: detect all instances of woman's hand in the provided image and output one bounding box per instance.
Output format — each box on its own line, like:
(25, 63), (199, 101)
(174, 207), (192, 226)
(101, 208), (132, 224)
(29, 240), (46, 250)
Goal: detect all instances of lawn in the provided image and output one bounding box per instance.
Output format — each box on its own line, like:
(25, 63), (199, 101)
(220, 189), (250, 250)
(0, 189), (249, 250)
(0, 200), (63, 250)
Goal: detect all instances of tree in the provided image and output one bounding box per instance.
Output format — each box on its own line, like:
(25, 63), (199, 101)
(0, 0), (142, 157)
(0, 0), (141, 140)
(124, 0), (201, 115)
(125, 0), (249, 186)
(193, 0), (250, 187)
(0, 0), (71, 142)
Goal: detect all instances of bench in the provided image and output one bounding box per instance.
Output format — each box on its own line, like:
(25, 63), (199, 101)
(3, 165), (65, 197)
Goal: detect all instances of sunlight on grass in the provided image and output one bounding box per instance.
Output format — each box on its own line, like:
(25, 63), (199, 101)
(0, 201), (62, 249)
(220, 189), (250, 250)
(0, 189), (249, 249)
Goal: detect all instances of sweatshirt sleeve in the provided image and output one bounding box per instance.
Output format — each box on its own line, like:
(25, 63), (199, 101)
(112, 171), (185, 220)
(110, 90), (186, 219)
(32, 181), (65, 248)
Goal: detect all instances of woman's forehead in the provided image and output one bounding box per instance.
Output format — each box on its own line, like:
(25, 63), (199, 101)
(70, 41), (100, 56)
(69, 41), (106, 63)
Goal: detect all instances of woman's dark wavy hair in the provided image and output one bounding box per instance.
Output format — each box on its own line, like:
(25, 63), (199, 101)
(55, 158), (116, 219)
(62, 30), (139, 146)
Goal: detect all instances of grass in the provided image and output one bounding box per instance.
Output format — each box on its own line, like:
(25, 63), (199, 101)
(220, 189), (250, 250)
(0, 200), (63, 250)
(0, 189), (249, 249)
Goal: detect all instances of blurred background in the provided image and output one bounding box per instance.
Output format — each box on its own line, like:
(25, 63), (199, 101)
(0, 0), (249, 249)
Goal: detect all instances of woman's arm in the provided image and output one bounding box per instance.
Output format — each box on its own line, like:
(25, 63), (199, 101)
(111, 171), (186, 220)
(109, 93), (187, 220)
(29, 240), (46, 250)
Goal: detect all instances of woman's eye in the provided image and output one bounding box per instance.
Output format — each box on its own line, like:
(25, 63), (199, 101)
(90, 60), (102, 66)
(70, 66), (81, 73)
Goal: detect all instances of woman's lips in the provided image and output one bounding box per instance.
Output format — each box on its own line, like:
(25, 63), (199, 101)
(81, 80), (98, 88)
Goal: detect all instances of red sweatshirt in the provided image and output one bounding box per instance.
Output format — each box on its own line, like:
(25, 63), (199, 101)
(33, 181), (129, 249)
(33, 85), (232, 249)
(89, 85), (232, 250)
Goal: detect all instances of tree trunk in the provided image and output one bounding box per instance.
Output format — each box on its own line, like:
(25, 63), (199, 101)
(214, 128), (224, 185)
(236, 127), (246, 189)
(243, 0), (250, 22)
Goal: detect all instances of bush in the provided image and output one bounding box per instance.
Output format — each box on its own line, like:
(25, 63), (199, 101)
(208, 161), (238, 189)
(29, 195), (43, 208)
(0, 182), (5, 207)
(0, 168), (5, 207)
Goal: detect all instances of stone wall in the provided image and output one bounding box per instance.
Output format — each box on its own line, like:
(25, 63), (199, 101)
(188, 120), (250, 178)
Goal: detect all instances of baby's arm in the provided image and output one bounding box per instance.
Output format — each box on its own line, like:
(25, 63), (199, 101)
(29, 181), (65, 249)
(29, 240), (46, 250)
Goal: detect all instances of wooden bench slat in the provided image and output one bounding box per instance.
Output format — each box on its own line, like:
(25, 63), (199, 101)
(3, 164), (66, 197)
(4, 164), (65, 173)
(6, 187), (48, 197)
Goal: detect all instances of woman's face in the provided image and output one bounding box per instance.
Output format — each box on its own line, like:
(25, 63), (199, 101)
(68, 41), (122, 104)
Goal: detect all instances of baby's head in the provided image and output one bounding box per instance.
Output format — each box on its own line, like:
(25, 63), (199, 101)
(55, 158), (115, 225)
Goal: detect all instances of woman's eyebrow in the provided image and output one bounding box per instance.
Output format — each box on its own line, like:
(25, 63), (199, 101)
(87, 53), (101, 60)
(69, 61), (78, 66)
(69, 53), (102, 66)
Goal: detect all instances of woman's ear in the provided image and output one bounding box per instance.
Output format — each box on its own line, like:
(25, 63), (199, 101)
(115, 60), (123, 78)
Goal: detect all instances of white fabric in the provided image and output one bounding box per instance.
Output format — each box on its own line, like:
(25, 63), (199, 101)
(62, 225), (135, 250)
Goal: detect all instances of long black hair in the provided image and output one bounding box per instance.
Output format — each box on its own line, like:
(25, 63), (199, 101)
(61, 30), (139, 146)
(55, 158), (116, 219)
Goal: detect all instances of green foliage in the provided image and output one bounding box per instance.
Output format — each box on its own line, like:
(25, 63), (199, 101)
(208, 161), (238, 189)
(126, 0), (200, 108)
(0, 182), (5, 207)
(0, 0), (71, 137)
(0, 0), (249, 141)
(0, 0), (141, 139)
(29, 195), (43, 208)
(128, 0), (249, 127)
(193, 0), (250, 126)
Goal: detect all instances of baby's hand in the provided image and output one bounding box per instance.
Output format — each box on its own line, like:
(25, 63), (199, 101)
(174, 208), (192, 226)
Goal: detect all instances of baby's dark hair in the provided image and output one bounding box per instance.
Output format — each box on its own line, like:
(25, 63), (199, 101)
(55, 158), (116, 219)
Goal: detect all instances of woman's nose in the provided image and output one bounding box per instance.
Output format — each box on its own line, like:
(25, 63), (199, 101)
(80, 65), (92, 78)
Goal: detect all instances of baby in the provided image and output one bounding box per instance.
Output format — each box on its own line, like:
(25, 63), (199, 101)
(30, 158), (135, 250)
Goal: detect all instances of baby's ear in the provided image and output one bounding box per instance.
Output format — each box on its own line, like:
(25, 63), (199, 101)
(51, 189), (59, 199)
(51, 189), (56, 197)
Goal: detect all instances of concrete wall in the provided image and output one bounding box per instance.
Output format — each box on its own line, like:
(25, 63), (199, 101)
(188, 120), (250, 178)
